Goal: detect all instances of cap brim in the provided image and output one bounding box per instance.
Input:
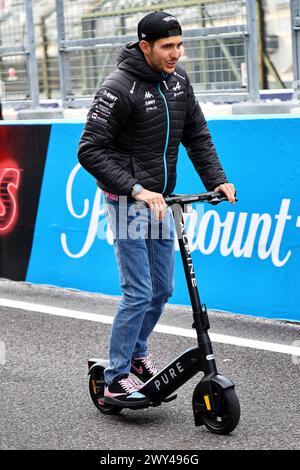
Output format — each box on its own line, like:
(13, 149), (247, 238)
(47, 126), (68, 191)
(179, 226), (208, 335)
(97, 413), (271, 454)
(127, 40), (140, 49)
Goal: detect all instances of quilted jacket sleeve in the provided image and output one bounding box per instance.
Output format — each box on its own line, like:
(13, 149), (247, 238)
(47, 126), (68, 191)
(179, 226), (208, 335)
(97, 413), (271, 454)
(78, 86), (138, 195)
(181, 79), (228, 191)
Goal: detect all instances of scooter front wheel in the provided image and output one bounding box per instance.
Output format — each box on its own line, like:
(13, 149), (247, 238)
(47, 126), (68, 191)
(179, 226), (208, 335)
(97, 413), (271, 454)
(89, 366), (122, 415)
(201, 387), (240, 435)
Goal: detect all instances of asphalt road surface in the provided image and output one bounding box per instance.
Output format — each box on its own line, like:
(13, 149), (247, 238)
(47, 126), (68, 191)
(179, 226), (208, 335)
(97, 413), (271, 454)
(0, 279), (299, 451)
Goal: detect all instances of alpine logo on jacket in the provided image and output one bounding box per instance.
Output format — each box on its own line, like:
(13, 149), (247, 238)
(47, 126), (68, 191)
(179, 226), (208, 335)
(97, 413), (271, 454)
(144, 91), (154, 99)
(173, 80), (184, 98)
(173, 81), (181, 92)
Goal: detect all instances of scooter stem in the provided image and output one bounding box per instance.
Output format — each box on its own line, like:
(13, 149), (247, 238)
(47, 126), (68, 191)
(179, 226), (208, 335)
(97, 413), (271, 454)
(172, 204), (211, 342)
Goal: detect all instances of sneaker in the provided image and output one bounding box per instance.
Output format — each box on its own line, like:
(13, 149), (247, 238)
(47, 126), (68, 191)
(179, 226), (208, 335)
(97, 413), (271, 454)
(131, 354), (158, 383)
(103, 374), (150, 408)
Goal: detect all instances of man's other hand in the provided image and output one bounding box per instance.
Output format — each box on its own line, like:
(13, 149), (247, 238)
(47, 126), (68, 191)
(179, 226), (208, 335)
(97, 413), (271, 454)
(214, 182), (236, 204)
(134, 189), (167, 220)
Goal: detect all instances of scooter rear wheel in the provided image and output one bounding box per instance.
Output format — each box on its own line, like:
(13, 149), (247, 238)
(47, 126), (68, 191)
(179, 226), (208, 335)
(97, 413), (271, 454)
(89, 366), (122, 415)
(201, 387), (240, 435)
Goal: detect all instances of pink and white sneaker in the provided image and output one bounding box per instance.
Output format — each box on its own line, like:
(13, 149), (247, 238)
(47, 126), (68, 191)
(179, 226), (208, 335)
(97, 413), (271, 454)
(131, 354), (158, 383)
(104, 374), (150, 408)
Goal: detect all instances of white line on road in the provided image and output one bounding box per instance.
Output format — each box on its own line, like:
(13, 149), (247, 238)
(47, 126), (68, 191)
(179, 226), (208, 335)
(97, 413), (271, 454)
(0, 297), (299, 357)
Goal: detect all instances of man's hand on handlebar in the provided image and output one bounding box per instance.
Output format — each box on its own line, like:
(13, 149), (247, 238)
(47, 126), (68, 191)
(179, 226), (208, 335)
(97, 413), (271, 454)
(214, 182), (236, 204)
(134, 188), (167, 220)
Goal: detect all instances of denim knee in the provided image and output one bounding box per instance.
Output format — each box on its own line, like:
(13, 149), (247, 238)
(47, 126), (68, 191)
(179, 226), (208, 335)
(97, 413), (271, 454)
(153, 284), (173, 304)
(123, 284), (153, 310)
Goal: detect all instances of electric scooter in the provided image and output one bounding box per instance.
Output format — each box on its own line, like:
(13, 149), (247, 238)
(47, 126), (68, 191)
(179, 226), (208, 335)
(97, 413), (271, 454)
(88, 191), (240, 435)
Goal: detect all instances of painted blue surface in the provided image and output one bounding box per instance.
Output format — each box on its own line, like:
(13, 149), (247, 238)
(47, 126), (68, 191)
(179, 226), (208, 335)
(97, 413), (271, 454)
(26, 116), (300, 321)
(26, 123), (120, 296)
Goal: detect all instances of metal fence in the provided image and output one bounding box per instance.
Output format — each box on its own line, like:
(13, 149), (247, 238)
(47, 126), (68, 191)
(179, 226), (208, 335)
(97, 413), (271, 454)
(0, 0), (38, 106)
(35, 0), (60, 100)
(291, 0), (300, 96)
(1, 0), (300, 108)
(56, 0), (260, 106)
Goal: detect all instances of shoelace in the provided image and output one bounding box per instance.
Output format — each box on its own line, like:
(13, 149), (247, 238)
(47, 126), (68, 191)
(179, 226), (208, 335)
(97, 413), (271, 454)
(141, 355), (158, 375)
(119, 377), (140, 394)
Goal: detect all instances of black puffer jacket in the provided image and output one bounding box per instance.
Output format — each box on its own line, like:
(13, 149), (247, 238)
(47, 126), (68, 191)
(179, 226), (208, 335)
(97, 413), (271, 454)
(78, 45), (227, 195)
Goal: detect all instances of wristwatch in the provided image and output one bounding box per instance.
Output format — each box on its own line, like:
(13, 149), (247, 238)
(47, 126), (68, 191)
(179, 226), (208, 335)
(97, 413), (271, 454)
(131, 183), (143, 198)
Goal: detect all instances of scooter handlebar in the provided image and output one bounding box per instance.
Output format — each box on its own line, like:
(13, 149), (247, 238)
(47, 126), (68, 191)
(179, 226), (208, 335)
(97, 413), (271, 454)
(164, 191), (236, 206)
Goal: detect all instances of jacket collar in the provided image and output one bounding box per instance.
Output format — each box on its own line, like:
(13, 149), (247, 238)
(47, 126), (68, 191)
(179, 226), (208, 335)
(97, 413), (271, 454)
(117, 44), (171, 84)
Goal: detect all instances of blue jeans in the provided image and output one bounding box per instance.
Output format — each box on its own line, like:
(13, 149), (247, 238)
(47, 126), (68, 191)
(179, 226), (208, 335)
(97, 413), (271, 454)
(104, 197), (175, 384)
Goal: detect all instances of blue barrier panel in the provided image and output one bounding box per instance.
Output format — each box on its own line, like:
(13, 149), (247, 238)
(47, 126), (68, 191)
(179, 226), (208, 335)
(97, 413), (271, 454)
(25, 116), (300, 321)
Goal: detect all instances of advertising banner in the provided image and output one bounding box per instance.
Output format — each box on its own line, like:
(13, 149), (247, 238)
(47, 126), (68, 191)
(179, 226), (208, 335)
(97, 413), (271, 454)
(0, 124), (50, 280)
(25, 117), (300, 321)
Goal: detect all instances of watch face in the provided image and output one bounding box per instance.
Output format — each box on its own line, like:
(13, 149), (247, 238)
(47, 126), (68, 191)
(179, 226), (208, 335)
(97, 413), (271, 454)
(134, 184), (143, 193)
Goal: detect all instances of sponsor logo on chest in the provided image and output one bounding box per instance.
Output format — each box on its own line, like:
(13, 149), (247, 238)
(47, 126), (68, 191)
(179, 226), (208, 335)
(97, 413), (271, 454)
(144, 90), (154, 99)
(173, 81), (181, 92)
(144, 90), (157, 112)
(173, 80), (184, 98)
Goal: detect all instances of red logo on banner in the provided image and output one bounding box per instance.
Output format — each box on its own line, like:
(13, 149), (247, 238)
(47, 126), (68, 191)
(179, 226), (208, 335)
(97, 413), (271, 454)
(0, 167), (22, 235)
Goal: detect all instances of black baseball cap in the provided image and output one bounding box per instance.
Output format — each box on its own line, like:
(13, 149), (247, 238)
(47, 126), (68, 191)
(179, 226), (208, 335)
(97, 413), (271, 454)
(128, 11), (182, 49)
